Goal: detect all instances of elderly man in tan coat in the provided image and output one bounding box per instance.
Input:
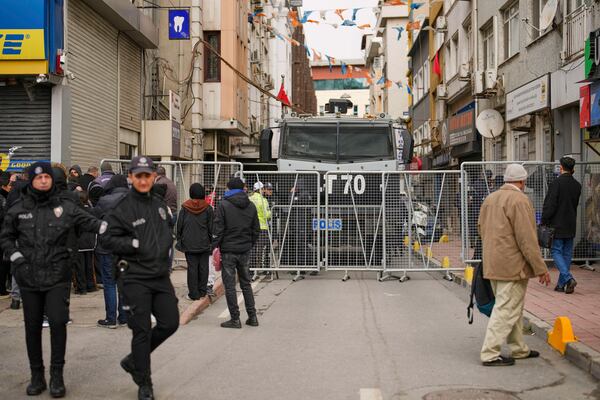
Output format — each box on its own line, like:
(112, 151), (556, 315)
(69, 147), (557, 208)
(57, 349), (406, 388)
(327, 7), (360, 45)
(478, 164), (551, 366)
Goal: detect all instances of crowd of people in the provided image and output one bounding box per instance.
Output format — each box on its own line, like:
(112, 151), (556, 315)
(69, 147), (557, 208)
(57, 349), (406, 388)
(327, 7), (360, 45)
(0, 156), (270, 399)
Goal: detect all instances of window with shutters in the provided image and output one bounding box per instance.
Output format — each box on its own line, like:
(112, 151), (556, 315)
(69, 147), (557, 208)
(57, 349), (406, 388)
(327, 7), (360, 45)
(204, 31), (221, 82)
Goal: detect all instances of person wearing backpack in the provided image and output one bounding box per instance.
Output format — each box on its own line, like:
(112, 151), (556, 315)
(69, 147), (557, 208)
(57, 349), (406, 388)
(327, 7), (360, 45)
(478, 164), (551, 367)
(176, 183), (214, 300)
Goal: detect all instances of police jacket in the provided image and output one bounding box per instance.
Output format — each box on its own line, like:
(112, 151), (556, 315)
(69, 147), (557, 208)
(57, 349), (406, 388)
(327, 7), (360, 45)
(212, 190), (260, 254)
(542, 173), (582, 239)
(100, 188), (174, 281)
(176, 199), (213, 253)
(0, 186), (104, 290)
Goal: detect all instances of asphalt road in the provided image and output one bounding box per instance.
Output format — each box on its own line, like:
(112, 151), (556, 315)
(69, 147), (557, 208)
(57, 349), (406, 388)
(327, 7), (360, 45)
(0, 271), (598, 400)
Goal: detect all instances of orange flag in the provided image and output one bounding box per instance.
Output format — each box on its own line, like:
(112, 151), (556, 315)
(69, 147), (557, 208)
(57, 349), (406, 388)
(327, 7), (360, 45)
(386, 0), (407, 5)
(406, 21), (421, 31)
(313, 50), (322, 62)
(334, 9), (347, 21)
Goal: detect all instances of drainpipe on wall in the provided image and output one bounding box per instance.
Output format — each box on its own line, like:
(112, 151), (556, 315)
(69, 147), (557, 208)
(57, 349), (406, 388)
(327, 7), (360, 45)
(191, 0), (203, 169)
(473, 0), (482, 162)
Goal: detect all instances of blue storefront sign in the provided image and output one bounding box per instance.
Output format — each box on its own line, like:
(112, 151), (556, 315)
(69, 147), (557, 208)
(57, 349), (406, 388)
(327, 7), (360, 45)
(168, 9), (190, 40)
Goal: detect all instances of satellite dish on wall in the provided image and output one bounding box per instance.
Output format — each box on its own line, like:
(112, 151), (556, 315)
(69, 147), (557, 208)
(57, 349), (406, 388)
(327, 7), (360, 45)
(540, 0), (559, 31)
(476, 109), (504, 139)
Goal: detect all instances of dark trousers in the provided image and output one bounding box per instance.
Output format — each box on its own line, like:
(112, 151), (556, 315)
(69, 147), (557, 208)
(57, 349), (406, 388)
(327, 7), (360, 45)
(74, 251), (95, 292)
(250, 231), (270, 270)
(20, 285), (70, 369)
(0, 259), (10, 294)
(100, 254), (126, 323)
(122, 277), (179, 379)
(94, 252), (103, 284)
(185, 252), (210, 299)
(221, 252), (256, 320)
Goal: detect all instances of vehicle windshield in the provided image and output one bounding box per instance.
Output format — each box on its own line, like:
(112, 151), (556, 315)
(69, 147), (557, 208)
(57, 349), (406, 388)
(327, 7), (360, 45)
(282, 123), (393, 163)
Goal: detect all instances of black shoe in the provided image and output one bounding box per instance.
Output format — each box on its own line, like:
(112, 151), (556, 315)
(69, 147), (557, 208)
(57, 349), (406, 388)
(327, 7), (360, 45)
(554, 285), (565, 292)
(49, 366), (65, 398)
(220, 319), (242, 329)
(246, 316), (259, 327)
(120, 354), (139, 385)
(87, 286), (98, 292)
(10, 299), (20, 310)
(482, 356), (515, 367)
(74, 290), (87, 295)
(26, 367), (47, 396)
(118, 319), (128, 327)
(525, 350), (540, 358)
(97, 319), (117, 329)
(138, 384), (154, 400)
(565, 278), (577, 294)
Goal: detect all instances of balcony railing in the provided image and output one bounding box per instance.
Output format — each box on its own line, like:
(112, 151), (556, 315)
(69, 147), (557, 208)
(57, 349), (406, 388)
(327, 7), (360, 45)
(563, 6), (588, 61)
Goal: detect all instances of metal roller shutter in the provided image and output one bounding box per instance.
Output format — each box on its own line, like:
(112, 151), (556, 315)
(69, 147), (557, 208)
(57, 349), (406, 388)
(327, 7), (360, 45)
(0, 84), (51, 160)
(68, 0), (118, 167)
(119, 34), (142, 133)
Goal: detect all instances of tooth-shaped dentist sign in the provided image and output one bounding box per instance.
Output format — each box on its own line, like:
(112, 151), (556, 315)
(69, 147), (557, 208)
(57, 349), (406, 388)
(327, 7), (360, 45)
(174, 16), (185, 33)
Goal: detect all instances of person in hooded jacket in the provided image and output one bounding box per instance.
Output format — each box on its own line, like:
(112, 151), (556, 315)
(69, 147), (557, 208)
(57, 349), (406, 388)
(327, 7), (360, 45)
(212, 177), (260, 329)
(99, 156), (179, 400)
(73, 191), (97, 295)
(0, 162), (106, 397)
(93, 174), (129, 328)
(176, 183), (213, 300)
(68, 165), (82, 185)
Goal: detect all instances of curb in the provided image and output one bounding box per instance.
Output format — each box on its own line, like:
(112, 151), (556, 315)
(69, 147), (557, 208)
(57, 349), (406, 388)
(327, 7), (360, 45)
(450, 271), (600, 380)
(179, 277), (225, 325)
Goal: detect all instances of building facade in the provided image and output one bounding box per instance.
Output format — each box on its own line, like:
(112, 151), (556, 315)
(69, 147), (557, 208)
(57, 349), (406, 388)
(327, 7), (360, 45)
(0, 0), (157, 170)
(311, 61), (370, 117)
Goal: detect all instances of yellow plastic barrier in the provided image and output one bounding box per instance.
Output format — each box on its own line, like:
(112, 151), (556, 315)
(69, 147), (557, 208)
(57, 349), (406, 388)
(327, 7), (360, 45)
(548, 316), (577, 355)
(464, 265), (474, 284)
(442, 256), (450, 268)
(439, 235), (449, 243)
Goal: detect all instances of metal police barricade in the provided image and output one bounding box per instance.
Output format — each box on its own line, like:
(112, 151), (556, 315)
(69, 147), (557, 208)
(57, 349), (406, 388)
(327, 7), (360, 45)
(324, 171), (386, 280)
(100, 159), (243, 267)
(381, 171), (464, 282)
(242, 171), (320, 280)
(577, 162), (600, 269)
(461, 161), (556, 264)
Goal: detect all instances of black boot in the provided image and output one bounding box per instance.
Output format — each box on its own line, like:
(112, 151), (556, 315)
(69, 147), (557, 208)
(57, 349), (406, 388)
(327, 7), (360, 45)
(137, 375), (154, 400)
(26, 367), (46, 396)
(220, 319), (242, 329)
(49, 366), (66, 398)
(245, 315), (259, 327)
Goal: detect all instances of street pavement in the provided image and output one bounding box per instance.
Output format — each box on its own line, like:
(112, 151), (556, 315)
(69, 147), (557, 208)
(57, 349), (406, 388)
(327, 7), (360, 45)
(0, 270), (598, 400)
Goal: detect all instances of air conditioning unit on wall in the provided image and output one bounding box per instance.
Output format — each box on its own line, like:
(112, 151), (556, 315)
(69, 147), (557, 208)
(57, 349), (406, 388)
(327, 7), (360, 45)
(484, 69), (497, 91)
(459, 62), (471, 81)
(436, 16), (447, 30)
(437, 84), (448, 99)
(473, 70), (485, 95)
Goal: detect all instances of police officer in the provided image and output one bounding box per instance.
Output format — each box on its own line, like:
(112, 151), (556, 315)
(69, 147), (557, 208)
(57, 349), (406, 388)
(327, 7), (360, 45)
(0, 162), (106, 398)
(100, 156), (179, 400)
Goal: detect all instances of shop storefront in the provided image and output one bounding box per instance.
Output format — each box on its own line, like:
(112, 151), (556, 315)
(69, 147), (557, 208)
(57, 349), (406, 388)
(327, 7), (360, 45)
(447, 102), (481, 163)
(0, 0), (62, 170)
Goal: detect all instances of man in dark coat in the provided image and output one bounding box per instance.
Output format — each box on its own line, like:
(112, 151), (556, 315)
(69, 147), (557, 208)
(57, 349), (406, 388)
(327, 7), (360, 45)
(93, 174), (129, 327)
(212, 177), (260, 329)
(0, 162), (105, 397)
(176, 183), (213, 300)
(542, 156), (582, 293)
(100, 156), (179, 400)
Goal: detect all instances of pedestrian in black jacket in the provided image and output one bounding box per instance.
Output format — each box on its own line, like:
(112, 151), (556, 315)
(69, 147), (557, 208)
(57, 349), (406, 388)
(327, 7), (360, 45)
(176, 183), (213, 300)
(93, 174), (129, 328)
(213, 177), (260, 329)
(100, 156), (179, 400)
(542, 156), (582, 294)
(0, 162), (105, 398)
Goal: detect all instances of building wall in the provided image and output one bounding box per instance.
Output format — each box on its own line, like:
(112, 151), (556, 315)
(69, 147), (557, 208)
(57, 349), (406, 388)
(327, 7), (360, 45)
(314, 89), (370, 116)
(292, 25), (317, 114)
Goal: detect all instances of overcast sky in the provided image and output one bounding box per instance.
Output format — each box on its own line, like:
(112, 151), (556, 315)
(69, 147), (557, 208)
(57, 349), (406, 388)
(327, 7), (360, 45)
(301, 0), (379, 61)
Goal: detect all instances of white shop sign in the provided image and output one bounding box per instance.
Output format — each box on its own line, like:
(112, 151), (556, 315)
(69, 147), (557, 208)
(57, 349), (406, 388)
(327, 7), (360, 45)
(506, 75), (550, 121)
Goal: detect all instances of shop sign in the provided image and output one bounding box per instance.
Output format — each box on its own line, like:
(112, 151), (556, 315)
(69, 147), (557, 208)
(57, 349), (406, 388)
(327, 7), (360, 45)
(0, 0), (46, 60)
(591, 81), (600, 127)
(433, 150), (450, 168)
(585, 29), (600, 79)
(581, 84), (591, 128)
(506, 75), (550, 121)
(168, 9), (190, 40)
(172, 121), (181, 157)
(448, 102), (475, 146)
(0, 154), (49, 172)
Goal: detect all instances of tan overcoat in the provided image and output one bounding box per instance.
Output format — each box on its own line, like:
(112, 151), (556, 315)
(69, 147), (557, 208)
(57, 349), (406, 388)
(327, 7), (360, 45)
(478, 184), (548, 280)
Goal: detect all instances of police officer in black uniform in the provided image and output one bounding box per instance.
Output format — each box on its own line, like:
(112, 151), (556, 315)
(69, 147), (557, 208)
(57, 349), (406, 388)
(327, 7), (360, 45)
(100, 156), (179, 400)
(0, 162), (106, 398)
